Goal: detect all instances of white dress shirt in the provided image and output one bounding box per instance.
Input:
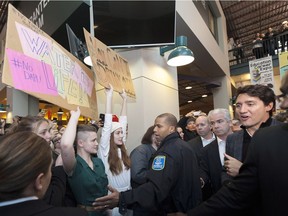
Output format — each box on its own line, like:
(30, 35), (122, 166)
(201, 133), (216, 147)
(217, 137), (226, 166)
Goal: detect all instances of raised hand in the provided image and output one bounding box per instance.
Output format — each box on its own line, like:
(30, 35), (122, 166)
(70, 106), (81, 120)
(119, 89), (127, 100)
(105, 83), (114, 98)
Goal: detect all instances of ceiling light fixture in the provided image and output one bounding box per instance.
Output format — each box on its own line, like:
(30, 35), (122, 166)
(202, 94), (208, 98)
(160, 36), (194, 67)
(0, 104), (10, 113)
(83, 53), (92, 66)
(185, 86), (192, 90)
(57, 108), (64, 115)
(188, 100), (192, 103)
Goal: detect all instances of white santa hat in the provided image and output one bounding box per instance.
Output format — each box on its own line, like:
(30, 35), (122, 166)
(111, 122), (122, 133)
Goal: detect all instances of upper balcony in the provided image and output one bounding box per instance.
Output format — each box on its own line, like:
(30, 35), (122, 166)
(229, 31), (288, 76)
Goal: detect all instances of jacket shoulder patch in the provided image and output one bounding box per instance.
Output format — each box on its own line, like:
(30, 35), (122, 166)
(152, 155), (166, 170)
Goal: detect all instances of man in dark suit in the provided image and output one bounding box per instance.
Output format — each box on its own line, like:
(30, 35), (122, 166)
(224, 84), (281, 178)
(188, 73), (288, 216)
(188, 115), (215, 200)
(188, 115), (215, 164)
(199, 109), (232, 198)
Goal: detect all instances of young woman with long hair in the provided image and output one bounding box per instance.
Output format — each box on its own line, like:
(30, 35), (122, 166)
(97, 84), (131, 216)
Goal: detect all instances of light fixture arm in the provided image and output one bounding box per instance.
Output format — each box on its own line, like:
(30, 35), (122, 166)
(160, 44), (175, 56)
(159, 36), (194, 67)
(160, 36), (189, 56)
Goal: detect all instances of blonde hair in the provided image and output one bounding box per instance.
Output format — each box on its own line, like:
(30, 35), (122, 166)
(6, 116), (49, 134)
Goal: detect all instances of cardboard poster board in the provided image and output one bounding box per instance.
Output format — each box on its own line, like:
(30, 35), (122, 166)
(3, 4), (98, 118)
(83, 28), (136, 98)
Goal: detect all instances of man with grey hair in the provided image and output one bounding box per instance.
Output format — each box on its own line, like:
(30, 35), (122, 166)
(198, 108), (232, 198)
(187, 65), (288, 216)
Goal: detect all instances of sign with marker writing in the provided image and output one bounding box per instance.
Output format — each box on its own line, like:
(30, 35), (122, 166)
(3, 4), (97, 118)
(83, 28), (136, 98)
(6, 48), (57, 95)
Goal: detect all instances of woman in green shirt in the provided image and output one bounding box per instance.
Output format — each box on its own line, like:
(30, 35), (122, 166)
(60, 107), (108, 216)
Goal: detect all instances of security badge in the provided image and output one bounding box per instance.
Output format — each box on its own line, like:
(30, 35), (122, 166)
(152, 155), (166, 170)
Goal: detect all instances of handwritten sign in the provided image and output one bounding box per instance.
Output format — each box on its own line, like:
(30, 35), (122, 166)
(83, 28), (136, 98)
(6, 48), (57, 95)
(3, 4), (97, 118)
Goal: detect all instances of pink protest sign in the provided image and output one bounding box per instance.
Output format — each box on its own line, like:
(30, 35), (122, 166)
(6, 48), (58, 95)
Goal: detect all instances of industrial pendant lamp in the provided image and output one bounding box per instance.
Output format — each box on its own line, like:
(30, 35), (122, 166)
(160, 36), (194, 67)
(83, 53), (92, 66)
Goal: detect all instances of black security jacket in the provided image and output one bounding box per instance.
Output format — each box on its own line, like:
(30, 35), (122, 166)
(120, 132), (202, 214)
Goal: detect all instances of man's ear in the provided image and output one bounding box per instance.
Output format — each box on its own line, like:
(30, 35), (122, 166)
(265, 102), (274, 112)
(170, 126), (175, 134)
(34, 173), (45, 191)
(77, 139), (84, 148)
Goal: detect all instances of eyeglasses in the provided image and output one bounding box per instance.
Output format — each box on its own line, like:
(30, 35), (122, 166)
(276, 93), (288, 103)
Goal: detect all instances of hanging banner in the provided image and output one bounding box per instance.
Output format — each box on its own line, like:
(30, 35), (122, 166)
(83, 28), (136, 98)
(2, 4), (98, 118)
(249, 56), (274, 89)
(279, 51), (288, 80)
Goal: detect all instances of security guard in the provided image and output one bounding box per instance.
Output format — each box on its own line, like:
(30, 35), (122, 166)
(93, 113), (202, 215)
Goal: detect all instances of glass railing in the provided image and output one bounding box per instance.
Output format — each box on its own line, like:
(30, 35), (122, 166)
(228, 31), (288, 66)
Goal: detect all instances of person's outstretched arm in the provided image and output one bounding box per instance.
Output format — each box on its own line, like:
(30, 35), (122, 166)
(120, 89), (127, 116)
(119, 89), (127, 143)
(60, 107), (81, 176)
(99, 84), (114, 158)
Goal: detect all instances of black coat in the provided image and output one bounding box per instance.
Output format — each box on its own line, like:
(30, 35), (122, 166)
(199, 139), (224, 195)
(0, 200), (87, 216)
(188, 136), (203, 165)
(119, 132), (202, 214)
(188, 123), (288, 216)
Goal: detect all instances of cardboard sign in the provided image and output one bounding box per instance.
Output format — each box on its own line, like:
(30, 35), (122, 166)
(83, 28), (136, 98)
(2, 4), (98, 118)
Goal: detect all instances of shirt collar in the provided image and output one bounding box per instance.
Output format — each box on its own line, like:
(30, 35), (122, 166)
(0, 196), (38, 207)
(216, 136), (224, 144)
(240, 117), (272, 130)
(201, 133), (215, 141)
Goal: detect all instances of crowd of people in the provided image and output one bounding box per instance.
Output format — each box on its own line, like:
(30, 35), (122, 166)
(1, 74), (288, 216)
(229, 20), (288, 63)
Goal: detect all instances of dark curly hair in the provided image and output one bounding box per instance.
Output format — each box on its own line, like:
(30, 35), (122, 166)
(236, 84), (275, 116)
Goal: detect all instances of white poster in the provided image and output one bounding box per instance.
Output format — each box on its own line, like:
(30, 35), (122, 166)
(249, 56), (274, 89)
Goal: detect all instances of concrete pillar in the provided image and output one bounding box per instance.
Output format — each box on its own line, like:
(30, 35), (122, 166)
(6, 88), (39, 123)
(212, 75), (234, 118)
(96, 47), (180, 153)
